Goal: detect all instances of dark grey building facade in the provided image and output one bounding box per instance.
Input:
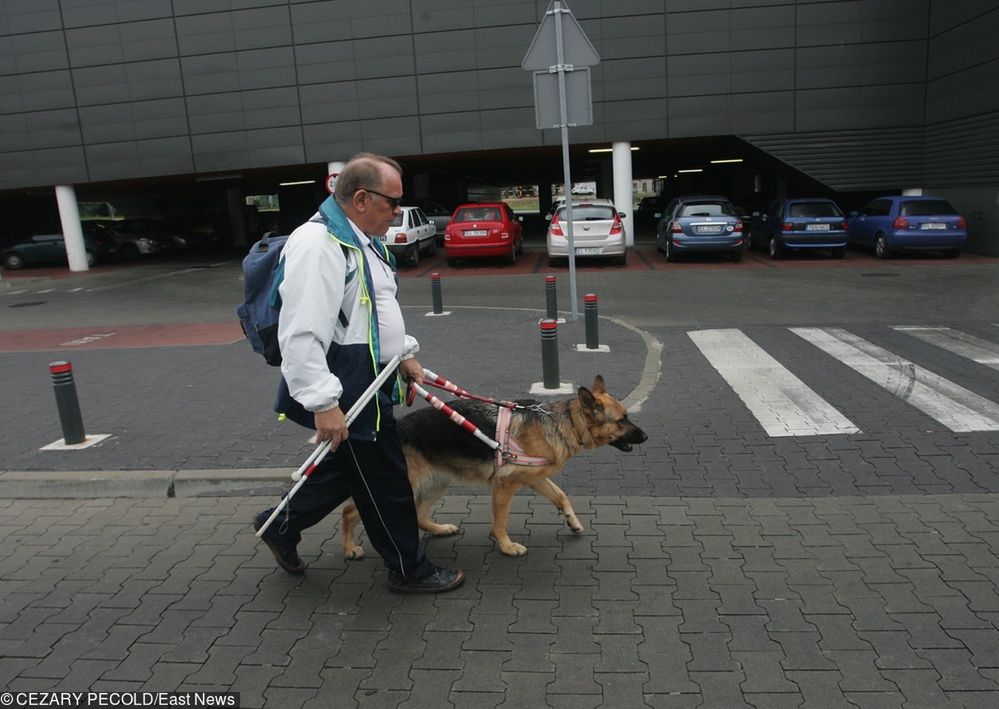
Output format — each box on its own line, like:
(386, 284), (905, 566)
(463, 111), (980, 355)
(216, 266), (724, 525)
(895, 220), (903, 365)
(1, 0), (997, 251)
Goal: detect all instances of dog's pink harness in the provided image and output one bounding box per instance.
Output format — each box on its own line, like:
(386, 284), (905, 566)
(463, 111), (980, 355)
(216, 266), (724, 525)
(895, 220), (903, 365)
(407, 370), (551, 471)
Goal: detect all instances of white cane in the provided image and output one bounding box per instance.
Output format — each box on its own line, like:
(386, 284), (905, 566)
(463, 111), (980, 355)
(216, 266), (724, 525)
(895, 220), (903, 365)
(255, 354), (403, 538)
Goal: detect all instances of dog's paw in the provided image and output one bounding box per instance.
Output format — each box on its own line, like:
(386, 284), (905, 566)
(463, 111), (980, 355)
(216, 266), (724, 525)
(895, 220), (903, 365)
(567, 517), (584, 534)
(344, 545), (366, 560)
(433, 523), (460, 536)
(499, 541), (528, 557)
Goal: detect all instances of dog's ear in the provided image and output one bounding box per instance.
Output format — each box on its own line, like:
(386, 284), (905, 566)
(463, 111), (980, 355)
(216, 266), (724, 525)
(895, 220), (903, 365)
(592, 375), (606, 394)
(577, 386), (604, 416)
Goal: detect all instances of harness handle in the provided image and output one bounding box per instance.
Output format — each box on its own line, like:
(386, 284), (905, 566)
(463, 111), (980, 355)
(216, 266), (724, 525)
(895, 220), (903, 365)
(422, 367), (525, 410)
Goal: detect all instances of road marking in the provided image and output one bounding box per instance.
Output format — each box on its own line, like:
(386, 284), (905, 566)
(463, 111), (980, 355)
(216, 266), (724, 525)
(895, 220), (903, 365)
(689, 328), (859, 437)
(792, 327), (999, 432)
(894, 326), (999, 371)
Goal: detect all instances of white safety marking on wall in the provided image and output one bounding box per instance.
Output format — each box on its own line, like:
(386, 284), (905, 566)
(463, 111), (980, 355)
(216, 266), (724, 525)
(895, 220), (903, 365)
(894, 326), (999, 371)
(688, 328), (859, 437)
(792, 327), (999, 432)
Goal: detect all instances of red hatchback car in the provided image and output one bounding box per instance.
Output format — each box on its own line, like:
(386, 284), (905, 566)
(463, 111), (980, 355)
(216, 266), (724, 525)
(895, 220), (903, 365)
(444, 202), (523, 266)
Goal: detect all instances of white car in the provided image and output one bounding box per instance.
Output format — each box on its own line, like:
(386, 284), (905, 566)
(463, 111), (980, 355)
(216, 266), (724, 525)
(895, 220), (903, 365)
(376, 206), (437, 266)
(546, 199), (628, 266)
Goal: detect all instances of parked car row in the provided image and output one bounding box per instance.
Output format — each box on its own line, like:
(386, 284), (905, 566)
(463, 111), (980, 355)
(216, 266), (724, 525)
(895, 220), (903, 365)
(2, 217), (219, 270)
(653, 194), (967, 262)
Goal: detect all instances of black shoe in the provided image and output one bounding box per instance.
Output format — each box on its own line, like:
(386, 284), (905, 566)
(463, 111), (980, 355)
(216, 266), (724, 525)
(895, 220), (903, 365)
(387, 567), (465, 594)
(253, 516), (305, 575)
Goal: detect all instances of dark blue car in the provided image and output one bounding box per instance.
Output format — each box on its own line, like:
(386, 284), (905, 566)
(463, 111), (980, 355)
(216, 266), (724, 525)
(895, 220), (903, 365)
(656, 195), (744, 262)
(749, 198), (848, 259)
(848, 195), (966, 259)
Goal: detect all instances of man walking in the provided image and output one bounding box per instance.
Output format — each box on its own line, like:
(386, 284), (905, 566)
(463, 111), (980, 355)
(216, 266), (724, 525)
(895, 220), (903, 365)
(254, 153), (463, 594)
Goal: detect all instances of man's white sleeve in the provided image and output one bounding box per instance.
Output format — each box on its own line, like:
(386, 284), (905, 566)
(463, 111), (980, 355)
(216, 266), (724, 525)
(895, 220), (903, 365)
(277, 228), (345, 412)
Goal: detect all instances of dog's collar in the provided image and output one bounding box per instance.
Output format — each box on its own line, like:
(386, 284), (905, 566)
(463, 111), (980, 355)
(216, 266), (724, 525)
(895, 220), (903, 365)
(495, 406), (550, 469)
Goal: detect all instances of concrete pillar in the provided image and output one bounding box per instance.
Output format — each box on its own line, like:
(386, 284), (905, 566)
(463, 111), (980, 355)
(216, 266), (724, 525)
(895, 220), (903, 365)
(55, 185), (88, 272)
(902, 188), (924, 196)
(612, 141), (634, 247)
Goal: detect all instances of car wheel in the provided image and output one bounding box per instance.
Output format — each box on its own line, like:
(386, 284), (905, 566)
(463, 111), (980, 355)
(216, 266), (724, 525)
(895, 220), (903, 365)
(446, 257), (458, 267)
(942, 249), (960, 259)
(85, 249), (97, 267)
(664, 239), (677, 262)
(616, 251), (627, 266)
(516, 238), (523, 255)
(730, 249), (742, 263)
(426, 238), (437, 257)
(831, 247), (846, 259)
(4, 252), (24, 270)
(410, 243), (420, 267)
(768, 238), (783, 259)
(875, 233), (891, 259)
(507, 243), (517, 265)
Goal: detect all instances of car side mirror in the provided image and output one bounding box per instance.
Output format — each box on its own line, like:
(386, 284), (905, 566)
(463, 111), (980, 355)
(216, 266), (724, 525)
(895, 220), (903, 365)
(653, 212), (662, 219)
(618, 211), (627, 218)
(544, 213), (552, 220)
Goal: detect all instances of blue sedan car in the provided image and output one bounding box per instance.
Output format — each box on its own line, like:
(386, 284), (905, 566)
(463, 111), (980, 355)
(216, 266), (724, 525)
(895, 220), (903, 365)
(749, 198), (848, 259)
(848, 195), (966, 259)
(656, 195), (745, 262)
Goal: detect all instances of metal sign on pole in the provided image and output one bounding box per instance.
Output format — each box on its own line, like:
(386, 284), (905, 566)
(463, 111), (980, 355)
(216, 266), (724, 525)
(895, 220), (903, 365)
(523, 0), (599, 322)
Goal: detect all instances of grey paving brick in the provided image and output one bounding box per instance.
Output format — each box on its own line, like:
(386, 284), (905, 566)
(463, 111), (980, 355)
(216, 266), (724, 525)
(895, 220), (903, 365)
(882, 669), (963, 708)
(914, 648), (999, 691)
(547, 652), (600, 695)
(300, 667), (372, 708)
(593, 599), (641, 634)
(734, 651), (797, 694)
(773, 631), (837, 671)
(358, 648), (421, 692)
(399, 669), (463, 708)
(450, 650), (508, 693)
(501, 632), (554, 673)
(690, 669), (748, 707)
(463, 613), (514, 651)
(745, 692), (804, 708)
(228, 664), (283, 709)
(262, 687), (320, 707)
(784, 670), (849, 709)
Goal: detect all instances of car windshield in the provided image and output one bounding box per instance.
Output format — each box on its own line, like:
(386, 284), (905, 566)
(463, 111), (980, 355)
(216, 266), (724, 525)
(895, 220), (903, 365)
(557, 205), (615, 221)
(679, 202), (736, 217)
(454, 207), (501, 222)
(788, 202), (842, 218)
(900, 200), (957, 216)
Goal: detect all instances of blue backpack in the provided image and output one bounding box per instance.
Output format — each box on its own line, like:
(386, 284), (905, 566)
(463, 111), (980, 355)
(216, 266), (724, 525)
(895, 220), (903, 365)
(237, 232), (288, 366)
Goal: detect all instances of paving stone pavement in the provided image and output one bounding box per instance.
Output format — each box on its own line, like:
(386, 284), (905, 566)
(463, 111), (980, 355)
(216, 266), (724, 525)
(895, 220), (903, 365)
(2, 493), (999, 707)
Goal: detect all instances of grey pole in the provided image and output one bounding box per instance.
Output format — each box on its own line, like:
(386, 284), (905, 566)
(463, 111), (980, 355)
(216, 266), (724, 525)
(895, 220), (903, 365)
(49, 361), (85, 445)
(545, 274), (558, 320)
(553, 0), (579, 321)
(584, 293), (599, 349)
(430, 272), (444, 314)
(540, 319), (560, 389)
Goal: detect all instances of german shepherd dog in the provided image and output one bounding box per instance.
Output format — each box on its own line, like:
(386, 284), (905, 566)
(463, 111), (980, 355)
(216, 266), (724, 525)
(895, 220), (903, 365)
(341, 376), (647, 557)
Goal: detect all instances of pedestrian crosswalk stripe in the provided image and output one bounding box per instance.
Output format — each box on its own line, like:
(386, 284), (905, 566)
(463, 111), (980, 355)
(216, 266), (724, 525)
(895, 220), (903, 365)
(894, 326), (999, 370)
(792, 327), (999, 432)
(688, 328), (860, 437)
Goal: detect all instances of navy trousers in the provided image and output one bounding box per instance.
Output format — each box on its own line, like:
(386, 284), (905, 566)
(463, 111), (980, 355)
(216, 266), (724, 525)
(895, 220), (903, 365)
(258, 392), (435, 580)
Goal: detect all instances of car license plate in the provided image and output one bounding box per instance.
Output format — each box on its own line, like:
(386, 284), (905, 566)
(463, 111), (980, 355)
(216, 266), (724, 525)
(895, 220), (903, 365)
(921, 223), (946, 230)
(575, 247), (600, 255)
(806, 223), (830, 231)
(695, 225), (720, 234)
(464, 229), (488, 237)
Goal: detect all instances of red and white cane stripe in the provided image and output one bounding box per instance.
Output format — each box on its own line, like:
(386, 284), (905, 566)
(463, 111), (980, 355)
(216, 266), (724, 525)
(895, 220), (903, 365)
(410, 381), (499, 451)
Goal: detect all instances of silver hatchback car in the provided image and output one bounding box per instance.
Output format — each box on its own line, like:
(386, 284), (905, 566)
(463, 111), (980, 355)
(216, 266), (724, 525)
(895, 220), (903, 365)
(546, 200), (627, 266)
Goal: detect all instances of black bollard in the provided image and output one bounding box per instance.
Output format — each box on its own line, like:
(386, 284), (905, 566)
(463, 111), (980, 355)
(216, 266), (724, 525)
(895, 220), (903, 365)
(49, 361), (85, 445)
(540, 319), (560, 389)
(430, 272), (444, 314)
(584, 293), (600, 349)
(545, 275), (558, 320)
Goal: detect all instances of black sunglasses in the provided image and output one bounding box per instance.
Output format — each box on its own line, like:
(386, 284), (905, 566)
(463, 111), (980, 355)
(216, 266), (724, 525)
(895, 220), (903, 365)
(359, 188), (403, 209)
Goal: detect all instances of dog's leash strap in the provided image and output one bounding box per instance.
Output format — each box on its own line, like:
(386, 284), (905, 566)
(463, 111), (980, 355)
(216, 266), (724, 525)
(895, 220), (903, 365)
(421, 367), (523, 410)
(410, 382), (500, 451)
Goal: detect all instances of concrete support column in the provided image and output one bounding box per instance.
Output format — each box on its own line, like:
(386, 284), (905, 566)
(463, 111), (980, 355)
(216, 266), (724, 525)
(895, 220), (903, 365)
(55, 185), (88, 272)
(902, 188), (924, 196)
(612, 141), (634, 247)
